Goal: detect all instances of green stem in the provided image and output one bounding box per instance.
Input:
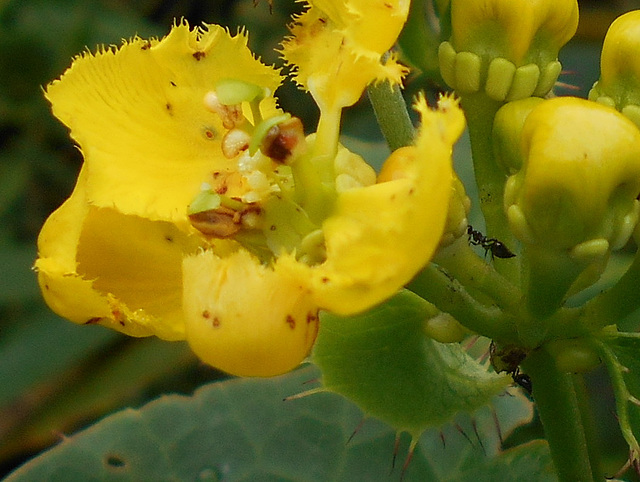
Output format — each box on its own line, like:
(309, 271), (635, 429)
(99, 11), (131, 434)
(434, 237), (521, 312)
(409, 264), (516, 341)
(461, 93), (517, 280)
(572, 374), (604, 481)
(522, 347), (598, 482)
(367, 80), (415, 150)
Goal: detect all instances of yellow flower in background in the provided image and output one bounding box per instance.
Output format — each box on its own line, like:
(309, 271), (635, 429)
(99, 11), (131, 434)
(589, 10), (640, 125)
(36, 16), (459, 376)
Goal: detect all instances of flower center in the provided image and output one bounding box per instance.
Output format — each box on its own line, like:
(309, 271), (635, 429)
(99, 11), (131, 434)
(187, 79), (330, 265)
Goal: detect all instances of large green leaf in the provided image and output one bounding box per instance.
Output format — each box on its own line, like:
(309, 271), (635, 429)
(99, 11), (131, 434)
(314, 290), (511, 437)
(6, 365), (549, 481)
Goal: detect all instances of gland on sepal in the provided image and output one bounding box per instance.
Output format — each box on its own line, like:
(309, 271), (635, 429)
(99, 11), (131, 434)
(439, 0), (577, 100)
(492, 97), (544, 174)
(502, 97), (640, 318)
(589, 11), (640, 128)
(439, 42), (561, 101)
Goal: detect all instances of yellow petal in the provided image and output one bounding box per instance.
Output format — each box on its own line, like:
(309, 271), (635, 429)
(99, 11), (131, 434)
(281, 0), (409, 111)
(280, 95), (463, 314)
(35, 169), (204, 340)
(45, 22), (281, 224)
(182, 250), (319, 377)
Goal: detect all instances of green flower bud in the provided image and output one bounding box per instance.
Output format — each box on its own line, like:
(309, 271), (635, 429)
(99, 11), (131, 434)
(439, 0), (578, 101)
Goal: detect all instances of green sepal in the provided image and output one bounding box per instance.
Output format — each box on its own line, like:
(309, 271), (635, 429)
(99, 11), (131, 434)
(313, 290), (511, 437)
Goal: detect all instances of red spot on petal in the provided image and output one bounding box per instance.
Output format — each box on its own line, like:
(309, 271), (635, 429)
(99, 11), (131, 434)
(212, 317), (221, 328)
(286, 315), (296, 329)
(193, 51), (206, 60)
(202, 310), (211, 319)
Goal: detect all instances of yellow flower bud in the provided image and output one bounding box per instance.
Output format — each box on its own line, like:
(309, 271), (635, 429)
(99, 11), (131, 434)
(505, 97), (640, 252)
(589, 10), (640, 127)
(440, 0), (578, 100)
(503, 97), (640, 317)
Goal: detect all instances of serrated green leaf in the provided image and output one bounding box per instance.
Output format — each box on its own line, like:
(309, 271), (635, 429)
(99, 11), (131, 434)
(313, 290), (511, 437)
(596, 331), (640, 465)
(6, 365), (547, 481)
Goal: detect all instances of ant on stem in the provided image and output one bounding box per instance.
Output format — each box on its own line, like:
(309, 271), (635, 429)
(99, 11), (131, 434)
(467, 225), (515, 260)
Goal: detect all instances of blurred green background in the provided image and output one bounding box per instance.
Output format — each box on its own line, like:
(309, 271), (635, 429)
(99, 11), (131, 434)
(0, 0), (637, 478)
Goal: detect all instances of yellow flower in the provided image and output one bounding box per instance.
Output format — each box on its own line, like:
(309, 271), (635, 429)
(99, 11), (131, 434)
(36, 21), (460, 377)
(280, 0), (409, 113)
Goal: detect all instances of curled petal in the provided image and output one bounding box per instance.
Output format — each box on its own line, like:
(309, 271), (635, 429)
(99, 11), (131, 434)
(280, 95), (463, 314)
(45, 22), (281, 224)
(182, 250), (319, 377)
(35, 170), (204, 340)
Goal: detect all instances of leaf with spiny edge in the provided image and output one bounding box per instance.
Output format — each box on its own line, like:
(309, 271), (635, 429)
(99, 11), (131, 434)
(6, 364), (547, 481)
(312, 289), (512, 468)
(596, 330), (640, 474)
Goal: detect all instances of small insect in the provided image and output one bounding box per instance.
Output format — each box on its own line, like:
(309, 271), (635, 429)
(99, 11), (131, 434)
(512, 372), (533, 396)
(467, 225), (516, 259)
(489, 342), (532, 397)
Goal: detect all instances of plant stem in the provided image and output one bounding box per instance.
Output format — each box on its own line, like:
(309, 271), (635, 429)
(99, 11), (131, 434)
(434, 237), (521, 312)
(367, 80), (415, 150)
(523, 347), (599, 482)
(409, 264), (516, 342)
(460, 93), (518, 281)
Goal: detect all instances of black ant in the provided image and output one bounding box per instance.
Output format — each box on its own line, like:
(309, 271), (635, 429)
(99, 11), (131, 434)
(467, 225), (515, 260)
(512, 371), (532, 396)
